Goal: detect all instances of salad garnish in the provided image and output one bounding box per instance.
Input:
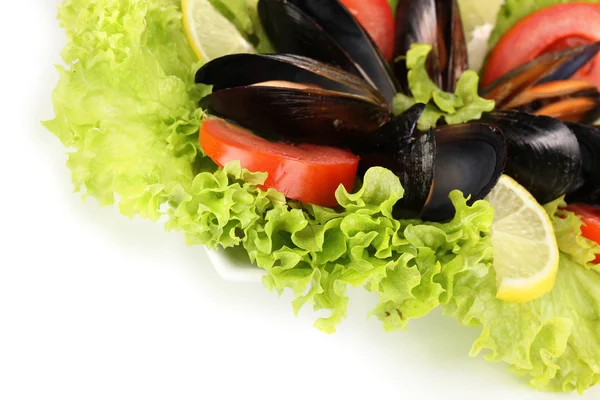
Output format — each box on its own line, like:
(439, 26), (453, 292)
(44, 0), (600, 394)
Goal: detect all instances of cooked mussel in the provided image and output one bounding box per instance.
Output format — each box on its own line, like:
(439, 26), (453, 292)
(393, 0), (468, 93)
(421, 122), (507, 221)
(361, 104), (506, 222)
(480, 42), (600, 121)
(481, 110), (582, 204)
(565, 122), (600, 204)
(195, 53), (391, 147)
(257, 0), (399, 104)
(359, 103), (436, 219)
(503, 79), (600, 124)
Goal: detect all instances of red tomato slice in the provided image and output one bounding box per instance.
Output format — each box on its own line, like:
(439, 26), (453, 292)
(339, 0), (395, 61)
(565, 203), (600, 263)
(482, 3), (600, 90)
(199, 118), (360, 207)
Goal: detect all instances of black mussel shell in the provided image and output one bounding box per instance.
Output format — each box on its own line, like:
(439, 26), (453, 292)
(258, 0), (399, 104)
(199, 86), (390, 147)
(195, 53), (386, 105)
(480, 42), (600, 109)
(359, 103), (436, 219)
(196, 54), (391, 147)
(420, 122), (507, 222)
(565, 122), (600, 204)
(257, 0), (363, 80)
(481, 110), (582, 204)
(394, 0), (468, 94)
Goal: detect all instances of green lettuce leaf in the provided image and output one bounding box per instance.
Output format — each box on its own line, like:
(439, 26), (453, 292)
(169, 163), (496, 334)
(544, 198), (600, 271)
(44, 0), (205, 222)
(443, 202), (600, 393)
(489, 0), (600, 49)
(444, 254), (600, 393)
(393, 44), (495, 130)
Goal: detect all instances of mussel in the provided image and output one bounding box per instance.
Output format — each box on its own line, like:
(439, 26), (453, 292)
(565, 122), (600, 204)
(501, 80), (600, 123)
(479, 42), (600, 123)
(257, 0), (400, 104)
(393, 0), (468, 93)
(195, 53), (390, 147)
(358, 103), (437, 219)
(358, 103), (507, 221)
(481, 110), (582, 204)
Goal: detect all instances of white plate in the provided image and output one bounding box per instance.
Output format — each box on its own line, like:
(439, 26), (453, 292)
(205, 246), (265, 283)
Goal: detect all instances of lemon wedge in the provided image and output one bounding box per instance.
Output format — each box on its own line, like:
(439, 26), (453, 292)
(182, 0), (256, 61)
(485, 175), (560, 302)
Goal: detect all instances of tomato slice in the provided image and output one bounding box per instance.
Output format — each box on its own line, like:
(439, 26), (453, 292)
(565, 203), (600, 263)
(199, 118), (359, 207)
(482, 3), (600, 90)
(339, 0), (395, 61)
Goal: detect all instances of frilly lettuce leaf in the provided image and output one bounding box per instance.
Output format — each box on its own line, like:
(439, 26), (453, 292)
(443, 201), (600, 393)
(545, 198), (600, 270)
(43, 0), (205, 221)
(393, 44), (495, 130)
(168, 163), (496, 333)
(444, 254), (600, 393)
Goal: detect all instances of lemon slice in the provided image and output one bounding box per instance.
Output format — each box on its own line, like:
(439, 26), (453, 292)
(182, 0), (256, 61)
(485, 175), (560, 303)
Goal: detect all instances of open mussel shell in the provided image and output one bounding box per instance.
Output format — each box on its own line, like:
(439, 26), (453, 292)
(420, 122), (507, 222)
(195, 53), (386, 105)
(506, 80), (600, 123)
(394, 0), (468, 93)
(359, 103), (436, 219)
(258, 0), (399, 104)
(480, 42), (600, 109)
(196, 54), (391, 147)
(481, 110), (582, 204)
(565, 122), (600, 204)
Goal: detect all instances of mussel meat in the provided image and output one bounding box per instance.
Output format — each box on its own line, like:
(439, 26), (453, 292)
(257, 0), (400, 104)
(195, 53), (391, 147)
(479, 42), (600, 123)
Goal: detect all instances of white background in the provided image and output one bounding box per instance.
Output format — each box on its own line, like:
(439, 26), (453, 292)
(1, 1), (599, 399)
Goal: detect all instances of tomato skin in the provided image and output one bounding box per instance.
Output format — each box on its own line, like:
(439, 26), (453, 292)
(565, 203), (600, 263)
(339, 0), (395, 61)
(482, 3), (600, 90)
(199, 118), (360, 207)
